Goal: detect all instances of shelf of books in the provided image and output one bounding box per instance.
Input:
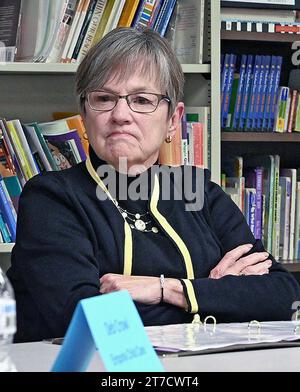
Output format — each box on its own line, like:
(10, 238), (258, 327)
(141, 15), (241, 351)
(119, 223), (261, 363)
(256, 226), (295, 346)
(221, 1), (300, 268)
(0, 62), (211, 75)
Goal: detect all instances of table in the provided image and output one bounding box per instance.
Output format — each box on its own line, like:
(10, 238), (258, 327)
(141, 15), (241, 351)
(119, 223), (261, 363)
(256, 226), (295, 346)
(9, 342), (300, 372)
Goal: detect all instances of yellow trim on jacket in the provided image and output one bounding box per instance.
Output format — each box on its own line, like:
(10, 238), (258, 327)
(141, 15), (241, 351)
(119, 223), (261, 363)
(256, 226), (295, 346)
(86, 157), (132, 276)
(150, 174), (195, 280)
(182, 279), (199, 314)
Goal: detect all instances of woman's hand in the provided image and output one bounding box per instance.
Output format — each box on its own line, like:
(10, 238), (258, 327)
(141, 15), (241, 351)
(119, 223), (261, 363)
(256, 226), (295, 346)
(100, 274), (187, 309)
(209, 244), (272, 279)
(99, 274), (161, 305)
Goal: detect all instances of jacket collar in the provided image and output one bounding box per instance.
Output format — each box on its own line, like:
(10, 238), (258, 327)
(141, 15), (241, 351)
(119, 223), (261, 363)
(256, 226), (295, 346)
(87, 145), (177, 218)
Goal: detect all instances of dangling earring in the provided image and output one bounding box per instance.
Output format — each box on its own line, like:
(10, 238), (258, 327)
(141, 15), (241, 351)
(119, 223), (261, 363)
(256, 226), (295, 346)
(165, 135), (173, 144)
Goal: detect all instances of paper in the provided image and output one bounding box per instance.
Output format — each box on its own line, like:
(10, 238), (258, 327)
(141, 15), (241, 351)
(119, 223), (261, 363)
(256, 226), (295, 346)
(145, 321), (300, 353)
(52, 291), (164, 372)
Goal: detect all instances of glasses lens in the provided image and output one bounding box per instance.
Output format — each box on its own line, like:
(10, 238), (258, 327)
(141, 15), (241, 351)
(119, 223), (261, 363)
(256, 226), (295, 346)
(88, 91), (117, 111)
(128, 93), (159, 113)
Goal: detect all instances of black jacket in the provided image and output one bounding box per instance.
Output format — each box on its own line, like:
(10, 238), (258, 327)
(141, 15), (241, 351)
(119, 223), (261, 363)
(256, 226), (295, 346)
(7, 148), (300, 342)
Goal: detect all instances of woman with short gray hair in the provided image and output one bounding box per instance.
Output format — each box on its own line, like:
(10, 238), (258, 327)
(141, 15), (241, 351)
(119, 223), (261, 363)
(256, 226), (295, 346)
(8, 28), (300, 342)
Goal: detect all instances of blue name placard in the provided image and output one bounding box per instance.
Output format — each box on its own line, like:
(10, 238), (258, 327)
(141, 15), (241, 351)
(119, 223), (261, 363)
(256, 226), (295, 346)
(51, 291), (164, 372)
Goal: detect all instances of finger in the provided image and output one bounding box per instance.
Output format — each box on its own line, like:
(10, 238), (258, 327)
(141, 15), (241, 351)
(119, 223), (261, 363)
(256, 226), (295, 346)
(243, 268), (270, 276)
(230, 253), (270, 275)
(219, 244), (254, 269)
(100, 273), (120, 284)
(242, 260), (272, 275)
(100, 281), (119, 294)
(238, 252), (270, 269)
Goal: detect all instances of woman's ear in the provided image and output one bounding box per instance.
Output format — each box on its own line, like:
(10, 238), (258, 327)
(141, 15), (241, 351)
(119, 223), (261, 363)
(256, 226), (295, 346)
(167, 102), (185, 138)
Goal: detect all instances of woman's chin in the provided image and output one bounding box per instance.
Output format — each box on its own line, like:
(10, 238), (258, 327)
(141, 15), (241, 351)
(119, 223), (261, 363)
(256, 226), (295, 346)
(107, 147), (140, 166)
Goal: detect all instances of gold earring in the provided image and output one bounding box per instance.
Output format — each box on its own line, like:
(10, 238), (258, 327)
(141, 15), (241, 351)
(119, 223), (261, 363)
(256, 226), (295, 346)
(165, 136), (173, 144)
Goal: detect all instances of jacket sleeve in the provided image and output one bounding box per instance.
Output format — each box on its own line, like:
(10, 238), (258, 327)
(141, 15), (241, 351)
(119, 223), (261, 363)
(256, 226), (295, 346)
(9, 173), (101, 340)
(181, 171), (300, 322)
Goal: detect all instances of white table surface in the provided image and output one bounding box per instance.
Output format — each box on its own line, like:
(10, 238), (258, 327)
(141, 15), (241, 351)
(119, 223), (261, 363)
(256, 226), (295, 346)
(9, 342), (300, 372)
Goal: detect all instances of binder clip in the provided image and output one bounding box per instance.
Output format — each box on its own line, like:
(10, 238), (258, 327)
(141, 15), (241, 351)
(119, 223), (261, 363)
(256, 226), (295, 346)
(248, 320), (261, 339)
(204, 315), (217, 334)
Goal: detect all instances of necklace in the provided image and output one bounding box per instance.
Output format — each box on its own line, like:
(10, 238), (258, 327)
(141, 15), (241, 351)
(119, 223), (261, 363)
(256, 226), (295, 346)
(113, 200), (159, 233)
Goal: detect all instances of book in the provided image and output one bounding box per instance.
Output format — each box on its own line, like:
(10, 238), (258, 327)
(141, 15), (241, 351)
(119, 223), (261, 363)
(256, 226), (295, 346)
(0, 0), (22, 62)
(55, 114), (89, 156)
(294, 181), (300, 259)
(272, 155), (281, 260)
(26, 123), (59, 171)
(101, 0), (126, 37)
(185, 107), (210, 168)
(245, 167), (263, 240)
(244, 155), (276, 253)
(65, 0), (92, 63)
(60, 0), (87, 62)
(15, 0), (50, 62)
(76, 0), (108, 62)
(167, 0), (206, 64)
(287, 90), (298, 132)
(38, 121), (86, 169)
(153, 0), (177, 36)
(0, 175), (16, 242)
(118, 0), (140, 27)
(244, 188), (256, 235)
(39, 118), (87, 161)
(281, 168), (297, 261)
(239, 55), (253, 131)
(279, 176), (291, 261)
(11, 119), (39, 177)
(46, 0), (80, 63)
(34, 0), (69, 62)
(0, 212), (11, 243)
(0, 119), (26, 187)
(91, 0), (115, 45)
(71, 0), (98, 62)
(6, 120), (34, 181)
(3, 175), (22, 213)
(23, 124), (53, 172)
(0, 131), (16, 175)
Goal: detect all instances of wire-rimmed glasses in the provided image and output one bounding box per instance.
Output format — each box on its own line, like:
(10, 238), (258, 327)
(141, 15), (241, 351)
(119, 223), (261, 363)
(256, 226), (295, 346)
(85, 90), (171, 113)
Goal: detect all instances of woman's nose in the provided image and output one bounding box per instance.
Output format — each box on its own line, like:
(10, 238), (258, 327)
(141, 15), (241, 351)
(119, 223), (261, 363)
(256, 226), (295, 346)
(110, 97), (132, 122)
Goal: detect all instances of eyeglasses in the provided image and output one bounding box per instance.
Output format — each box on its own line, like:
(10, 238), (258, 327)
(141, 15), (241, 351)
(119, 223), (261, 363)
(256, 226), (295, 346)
(85, 90), (171, 114)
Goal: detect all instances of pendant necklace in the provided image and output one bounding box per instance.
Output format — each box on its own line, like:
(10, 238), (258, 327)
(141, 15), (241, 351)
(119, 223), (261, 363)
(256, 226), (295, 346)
(113, 200), (159, 234)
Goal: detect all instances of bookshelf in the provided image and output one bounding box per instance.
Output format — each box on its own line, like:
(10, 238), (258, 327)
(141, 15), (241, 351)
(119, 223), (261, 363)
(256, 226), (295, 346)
(0, 1), (220, 268)
(221, 2), (300, 272)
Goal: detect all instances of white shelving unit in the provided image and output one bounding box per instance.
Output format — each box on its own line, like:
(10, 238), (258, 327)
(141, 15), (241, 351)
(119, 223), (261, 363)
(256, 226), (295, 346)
(0, 62), (211, 74)
(0, 0), (221, 261)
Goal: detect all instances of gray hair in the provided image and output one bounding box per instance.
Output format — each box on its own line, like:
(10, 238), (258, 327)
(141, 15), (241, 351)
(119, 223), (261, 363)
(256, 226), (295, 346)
(75, 28), (184, 117)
